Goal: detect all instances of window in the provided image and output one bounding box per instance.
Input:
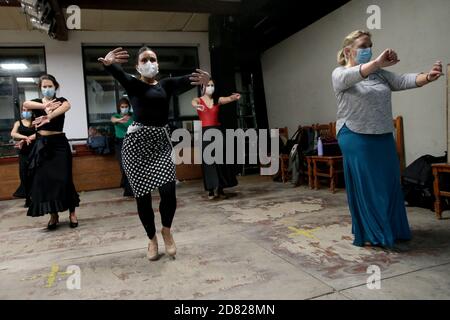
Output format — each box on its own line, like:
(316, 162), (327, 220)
(0, 47), (46, 158)
(82, 46), (200, 137)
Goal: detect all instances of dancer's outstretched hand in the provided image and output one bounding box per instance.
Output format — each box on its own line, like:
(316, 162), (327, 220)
(195, 105), (205, 111)
(190, 69), (210, 86)
(375, 49), (400, 68)
(231, 93), (241, 101)
(427, 61), (443, 82)
(14, 139), (25, 150)
(25, 136), (33, 145)
(98, 47), (130, 66)
(33, 115), (50, 128)
(118, 115), (131, 123)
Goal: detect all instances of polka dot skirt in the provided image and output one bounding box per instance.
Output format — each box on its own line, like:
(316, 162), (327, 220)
(122, 122), (175, 198)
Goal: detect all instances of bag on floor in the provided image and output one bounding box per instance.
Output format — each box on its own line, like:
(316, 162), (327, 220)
(402, 153), (448, 211)
(281, 128), (302, 155)
(299, 127), (316, 156)
(321, 137), (341, 156)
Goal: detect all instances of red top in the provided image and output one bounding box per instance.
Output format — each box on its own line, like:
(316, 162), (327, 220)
(197, 98), (221, 127)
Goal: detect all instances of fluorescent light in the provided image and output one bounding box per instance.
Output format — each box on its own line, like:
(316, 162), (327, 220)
(17, 77), (35, 83)
(31, 20), (50, 32)
(20, 0), (40, 9)
(0, 63), (28, 70)
(24, 6), (44, 21)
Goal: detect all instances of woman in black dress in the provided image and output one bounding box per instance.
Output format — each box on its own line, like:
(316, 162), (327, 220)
(192, 79), (240, 200)
(23, 74), (80, 230)
(10, 106), (36, 207)
(98, 47), (210, 260)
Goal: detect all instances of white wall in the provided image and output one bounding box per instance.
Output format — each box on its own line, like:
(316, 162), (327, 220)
(261, 0), (450, 165)
(0, 30), (210, 139)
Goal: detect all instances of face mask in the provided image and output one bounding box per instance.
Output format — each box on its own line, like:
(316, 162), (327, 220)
(205, 85), (215, 96)
(22, 111), (32, 119)
(120, 107), (129, 114)
(355, 47), (372, 64)
(137, 62), (159, 78)
(41, 87), (55, 98)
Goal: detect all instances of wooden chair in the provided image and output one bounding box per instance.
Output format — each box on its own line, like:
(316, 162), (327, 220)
(432, 163), (450, 219)
(306, 122), (343, 193)
(393, 116), (406, 173)
(278, 127), (291, 182)
(296, 125), (315, 185)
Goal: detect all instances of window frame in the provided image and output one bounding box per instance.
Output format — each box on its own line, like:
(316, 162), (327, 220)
(0, 46), (47, 158)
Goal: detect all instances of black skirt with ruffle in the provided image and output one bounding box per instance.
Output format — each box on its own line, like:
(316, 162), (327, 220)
(201, 126), (238, 191)
(26, 133), (80, 217)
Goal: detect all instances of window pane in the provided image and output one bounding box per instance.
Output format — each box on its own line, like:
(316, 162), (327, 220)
(0, 47), (46, 158)
(0, 47), (46, 76)
(17, 77), (40, 108)
(0, 77), (15, 157)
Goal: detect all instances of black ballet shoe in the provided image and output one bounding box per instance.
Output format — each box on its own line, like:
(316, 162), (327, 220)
(47, 215), (59, 230)
(69, 215), (78, 228)
(217, 188), (228, 199)
(47, 222), (58, 230)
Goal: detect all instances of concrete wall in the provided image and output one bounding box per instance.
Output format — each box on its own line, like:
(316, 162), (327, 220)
(0, 30), (210, 139)
(261, 0), (450, 165)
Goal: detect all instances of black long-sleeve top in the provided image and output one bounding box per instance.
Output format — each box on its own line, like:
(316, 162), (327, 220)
(104, 64), (194, 127)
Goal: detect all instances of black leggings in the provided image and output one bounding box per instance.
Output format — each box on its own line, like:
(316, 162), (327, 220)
(135, 181), (177, 239)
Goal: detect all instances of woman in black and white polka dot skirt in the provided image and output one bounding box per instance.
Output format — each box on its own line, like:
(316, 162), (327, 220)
(99, 47), (210, 261)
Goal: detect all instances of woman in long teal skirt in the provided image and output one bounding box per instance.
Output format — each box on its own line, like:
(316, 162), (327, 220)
(332, 30), (443, 247)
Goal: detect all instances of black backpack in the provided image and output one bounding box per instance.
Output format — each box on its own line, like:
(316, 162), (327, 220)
(299, 127), (316, 156)
(402, 153), (448, 210)
(280, 127), (302, 155)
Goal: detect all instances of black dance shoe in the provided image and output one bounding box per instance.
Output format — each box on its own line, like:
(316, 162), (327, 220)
(47, 215), (59, 230)
(69, 214), (78, 228)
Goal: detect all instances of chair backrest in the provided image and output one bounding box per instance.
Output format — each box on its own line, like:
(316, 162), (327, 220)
(278, 127), (289, 140)
(393, 116), (406, 173)
(313, 123), (334, 139)
(330, 122), (337, 138)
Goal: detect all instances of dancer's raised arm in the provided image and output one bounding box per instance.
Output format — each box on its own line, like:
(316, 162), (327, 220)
(98, 47), (136, 92)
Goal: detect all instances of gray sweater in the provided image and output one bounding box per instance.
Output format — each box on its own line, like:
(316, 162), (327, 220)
(331, 65), (418, 135)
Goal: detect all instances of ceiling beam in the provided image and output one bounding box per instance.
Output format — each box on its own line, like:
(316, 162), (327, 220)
(0, 0), (21, 6)
(56, 0), (242, 15)
(0, 0), (242, 14)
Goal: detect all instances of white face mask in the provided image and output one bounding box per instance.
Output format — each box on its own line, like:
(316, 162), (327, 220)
(205, 85), (215, 96)
(137, 62), (159, 78)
